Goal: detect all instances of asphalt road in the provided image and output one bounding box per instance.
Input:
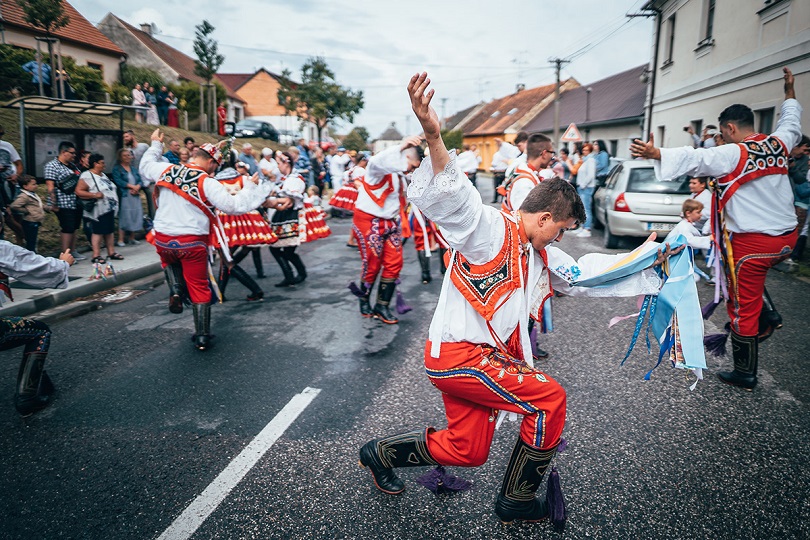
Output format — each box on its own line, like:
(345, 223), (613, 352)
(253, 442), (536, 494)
(1, 176), (808, 540)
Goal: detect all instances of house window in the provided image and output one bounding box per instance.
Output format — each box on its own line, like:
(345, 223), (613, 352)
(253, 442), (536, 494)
(658, 126), (666, 147)
(87, 62), (104, 76)
(609, 140), (618, 157)
(662, 14), (676, 68)
(704, 0), (715, 40)
(757, 108), (774, 134)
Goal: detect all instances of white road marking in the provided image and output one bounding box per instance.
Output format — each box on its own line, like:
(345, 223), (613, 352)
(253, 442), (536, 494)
(156, 387), (321, 540)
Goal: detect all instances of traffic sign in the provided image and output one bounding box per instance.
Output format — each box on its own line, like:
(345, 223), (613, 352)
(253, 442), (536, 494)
(560, 123), (583, 142)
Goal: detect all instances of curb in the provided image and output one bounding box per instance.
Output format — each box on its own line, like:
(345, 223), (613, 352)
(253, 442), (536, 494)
(1, 261), (164, 320)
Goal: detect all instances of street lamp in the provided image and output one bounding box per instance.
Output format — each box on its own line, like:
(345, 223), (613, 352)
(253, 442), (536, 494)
(585, 87), (592, 141)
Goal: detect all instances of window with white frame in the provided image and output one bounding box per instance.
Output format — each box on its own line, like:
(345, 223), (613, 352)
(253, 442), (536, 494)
(662, 14), (676, 67)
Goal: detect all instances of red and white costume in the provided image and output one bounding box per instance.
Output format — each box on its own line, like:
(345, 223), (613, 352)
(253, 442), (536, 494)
(139, 141), (268, 304)
(328, 165), (363, 211)
(352, 147), (410, 286)
(407, 152), (661, 462)
(654, 98), (801, 337)
(299, 195), (331, 242)
(214, 173), (277, 248)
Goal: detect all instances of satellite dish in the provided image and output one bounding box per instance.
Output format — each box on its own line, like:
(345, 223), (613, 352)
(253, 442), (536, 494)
(151, 23), (160, 35)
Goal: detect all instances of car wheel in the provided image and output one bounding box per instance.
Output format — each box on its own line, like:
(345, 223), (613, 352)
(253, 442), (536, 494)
(603, 216), (621, 249)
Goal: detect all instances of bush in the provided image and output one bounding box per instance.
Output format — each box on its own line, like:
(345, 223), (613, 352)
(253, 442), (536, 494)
(120, 64), (164, 90)
(441, 129), (464, 153)
(109, 82), (132, 105)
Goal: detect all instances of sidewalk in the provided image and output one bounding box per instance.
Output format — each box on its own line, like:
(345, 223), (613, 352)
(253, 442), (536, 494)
(1, 241), (163, 319)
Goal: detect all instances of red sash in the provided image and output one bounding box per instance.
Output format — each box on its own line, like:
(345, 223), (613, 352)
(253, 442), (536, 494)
(361, 173), (396, 208)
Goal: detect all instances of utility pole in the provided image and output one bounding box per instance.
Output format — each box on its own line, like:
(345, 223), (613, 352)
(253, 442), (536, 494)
(549, 57), (570, 149)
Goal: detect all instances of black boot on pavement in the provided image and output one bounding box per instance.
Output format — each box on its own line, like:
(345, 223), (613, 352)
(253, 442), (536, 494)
(358, 281), (373, 318)
(229, 266), (264, 301)
(417, 251), (431, 284)
(252, 248), (265, 278)
(271, 249), (297, 287)
(288, 251), (307, 284)
(494, 438), (557, 524)
(359, 430), (438, 494)
(192, 303), (213, 351)
(372, 279), (398, 324)
(717, 332), (758, 390)
(164, 263), (186, 314)
(15, 352), (55, 416)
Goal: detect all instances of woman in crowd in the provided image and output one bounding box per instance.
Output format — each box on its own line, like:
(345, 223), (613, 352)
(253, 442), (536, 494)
(571, 142), (596, 238)
(111, 148), (144, 247)
(75, 153), (122, 263)
(593, 139), (611, 186)
(268, 151), (307, 287)
(179, 147), (190, 164)
(167, 91), (179, 128)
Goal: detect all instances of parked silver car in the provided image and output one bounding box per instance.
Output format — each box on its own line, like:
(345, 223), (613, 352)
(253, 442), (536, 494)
(593, 159), (691, 248)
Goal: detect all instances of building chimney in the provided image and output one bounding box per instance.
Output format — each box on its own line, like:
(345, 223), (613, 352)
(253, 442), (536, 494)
(140, 23), (152, 36)
(516, 83), (525, 93)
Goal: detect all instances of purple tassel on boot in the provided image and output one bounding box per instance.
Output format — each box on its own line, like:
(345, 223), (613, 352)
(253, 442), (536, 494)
(415, 466), (472, 495)
(396, 289), (412, 314)
(529, 325), (539, 358)
(546, 466), (567, 532)
(704, 331), (729, 357)
(701, 300), (722, 320)
(348, 282), (364, 298)
(557, 437), (568, 453)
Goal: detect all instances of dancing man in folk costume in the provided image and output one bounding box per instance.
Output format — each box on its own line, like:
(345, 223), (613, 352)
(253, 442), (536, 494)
(0, 242), (73, 415)
(140, 129), (269, 351)
(359, 73), (680, 526)
(212, 160), (277, 302)
(630, 67), (801, 391)
(351, 138), (423, 324)
(267, 151), (308, 288)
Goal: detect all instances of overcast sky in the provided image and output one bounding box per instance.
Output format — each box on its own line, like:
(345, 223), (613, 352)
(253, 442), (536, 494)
(75, 0), (653, 138)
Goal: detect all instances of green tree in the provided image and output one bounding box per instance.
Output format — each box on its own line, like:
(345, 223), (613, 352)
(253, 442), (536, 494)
(278, 57), (363, 143)
(441, 129), (464, 153)
(193, 20), (224, 132)
(16, 0), (69, 97)
(120, 64), (164, 91)
(341, 127), (369, 152)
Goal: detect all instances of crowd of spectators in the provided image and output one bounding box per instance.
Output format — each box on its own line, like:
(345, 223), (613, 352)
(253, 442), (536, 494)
(131, 83), (179, 127)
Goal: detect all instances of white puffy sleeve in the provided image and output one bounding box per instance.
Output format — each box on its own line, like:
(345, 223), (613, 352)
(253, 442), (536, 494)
(0, 241), (70, 290)
(656, 144), (740, 181)
(202, 176), (266, 215)
(366, 145), (408, 186)
(139, 141), (171, 184)
(545, 246), (661, 297)
(407, 153), (504, 264)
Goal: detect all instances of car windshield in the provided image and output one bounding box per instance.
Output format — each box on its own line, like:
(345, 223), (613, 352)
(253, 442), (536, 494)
(627, 168), (690, 194)
(238, 121), (261, 128)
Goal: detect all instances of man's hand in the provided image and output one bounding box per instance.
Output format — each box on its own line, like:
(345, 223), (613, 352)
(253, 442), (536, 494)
(59, 249), (75, 266)
(649, 240), (686, 268)
(248, 172), (260, 185)
(407, 72), (441, 140)
(276, 197), (293, 210)
(784, 67), (795, 100)
(151, 128), (164, 143)
(630, 133), (661, 161)
(400, 135), (423, 151)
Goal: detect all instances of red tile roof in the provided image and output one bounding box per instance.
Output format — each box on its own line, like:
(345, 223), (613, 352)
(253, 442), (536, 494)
(111, 15), (243, 102)
(216, 73), (253, 93)
(0, 1), (124, 56)
(463, 82), (563, 136)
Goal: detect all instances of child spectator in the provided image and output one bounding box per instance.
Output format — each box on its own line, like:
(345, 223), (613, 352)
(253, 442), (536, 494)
(9, 177), (45, 252)
(665, 199), (711, 250)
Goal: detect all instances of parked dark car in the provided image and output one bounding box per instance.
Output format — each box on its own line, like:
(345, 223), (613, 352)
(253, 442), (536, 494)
(234, 119), (279, 141)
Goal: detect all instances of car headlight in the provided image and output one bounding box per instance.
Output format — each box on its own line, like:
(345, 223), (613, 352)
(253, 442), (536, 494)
(243, 130), (255, 136)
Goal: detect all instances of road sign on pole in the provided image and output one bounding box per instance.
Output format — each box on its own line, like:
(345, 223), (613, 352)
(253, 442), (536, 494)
(561, 123), (583, 142)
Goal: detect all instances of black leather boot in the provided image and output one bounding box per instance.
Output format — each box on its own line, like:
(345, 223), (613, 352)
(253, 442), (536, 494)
(494, 439), (557, 524)
(439, 248), (448, 275)
(230, 266), (264, 301)
(359, 430), (438, 495)
(757, 287), (782, 342)
(270, 249), (297, 287)
(717, 332), (758, 390)
(358, 282), (373, 318)
(164, 263), (186, 313)
(252, 248), (265, 278)
(417, 251), (431, 284)
(192, 303), (213, 351)
(287, 251), (307, 284)
(792, 235), (806, 261)
(15, 352), (55, 416)
(372, 279), (398, 324)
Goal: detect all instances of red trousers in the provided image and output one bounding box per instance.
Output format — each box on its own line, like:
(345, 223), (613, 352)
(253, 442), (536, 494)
(726, 230), (796, 336)
(352, 209), (403, 284)
(424, 341), (566, 466)
(154, 232), (211, 303)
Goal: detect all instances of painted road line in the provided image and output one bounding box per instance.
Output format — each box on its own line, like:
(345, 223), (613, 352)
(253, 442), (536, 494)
(156, 387), (322, 540)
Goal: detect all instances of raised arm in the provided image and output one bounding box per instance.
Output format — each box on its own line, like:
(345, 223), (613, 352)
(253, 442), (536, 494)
(139, 129), (171, 183)
(408, 72), (448, 175)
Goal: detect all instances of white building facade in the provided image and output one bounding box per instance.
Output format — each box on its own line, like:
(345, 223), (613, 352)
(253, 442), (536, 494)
(643, 0), (810, 147)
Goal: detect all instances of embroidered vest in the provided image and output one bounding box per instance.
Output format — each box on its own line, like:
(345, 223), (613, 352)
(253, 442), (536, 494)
(499, 166), (540, 213)
(713, 134), (788, 213)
